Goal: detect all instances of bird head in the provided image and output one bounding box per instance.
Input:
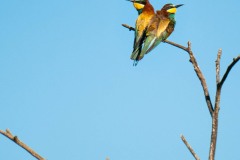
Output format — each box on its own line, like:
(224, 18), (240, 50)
(127, 0), (146, 11)
(162, 3), (183, 14)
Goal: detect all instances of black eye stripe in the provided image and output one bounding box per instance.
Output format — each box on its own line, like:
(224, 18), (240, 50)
(134, 0), (146, 5)
(139, 2), (146, 4)
(161, 3), (176, 10)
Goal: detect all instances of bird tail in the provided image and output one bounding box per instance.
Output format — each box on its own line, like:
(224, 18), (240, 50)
(145, 39), (162, 55)
(130, 47), (141, 60)
(130, 30), (147, 65)
(138, 36), (156, 59)
(130, 47), (142, 66)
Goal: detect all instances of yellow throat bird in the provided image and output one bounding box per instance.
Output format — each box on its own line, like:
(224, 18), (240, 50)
(127, 0), (155, 66)
(131, 3), (183, 65)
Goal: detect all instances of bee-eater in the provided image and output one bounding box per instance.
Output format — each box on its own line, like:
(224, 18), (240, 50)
(127, 0), (155, 66)
(132, 4), (183, 65)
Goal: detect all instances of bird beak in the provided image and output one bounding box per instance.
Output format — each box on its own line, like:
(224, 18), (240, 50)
(175, 4), (184, 8)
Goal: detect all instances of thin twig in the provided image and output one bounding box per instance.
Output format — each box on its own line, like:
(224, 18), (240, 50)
(181, 134), (200, 160)
(0, 129), (45, 160)
(122, 24), (135, 31)
(164, 40), (188, 51)
(186, 42), (214, 116)
(216, 49), (222, 84)
(219, 55), (240, 87)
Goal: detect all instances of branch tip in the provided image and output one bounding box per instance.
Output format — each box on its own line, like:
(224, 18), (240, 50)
(219, 54), (240, 87)
(181, 134), (200, 160)
(122, 24), (135, 31)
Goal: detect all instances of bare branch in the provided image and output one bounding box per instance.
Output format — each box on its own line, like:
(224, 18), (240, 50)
(219, 55), (240, 87)
(209, 54), (240, 160)
(186, 42), (214, 116)
(0, 129), (45, 160)
(209, 109), (219, 160)
(122, 24), (135, 31)
(209, 83), (221, 159)
(181, 134), (200, 160)
(216, 49), (222, 84)
(164, 40), (188, 51)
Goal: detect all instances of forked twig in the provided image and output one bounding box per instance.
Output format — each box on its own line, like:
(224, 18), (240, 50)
(209, 53), (240, 160)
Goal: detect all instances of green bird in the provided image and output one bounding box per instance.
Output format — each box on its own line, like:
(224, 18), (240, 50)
(132, 3), (183, 65)
(127, 0), (155, 66)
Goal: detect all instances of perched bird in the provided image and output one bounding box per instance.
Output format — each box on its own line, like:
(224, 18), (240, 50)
(132, 3), (183, 65)
(127, 0), (155, 66)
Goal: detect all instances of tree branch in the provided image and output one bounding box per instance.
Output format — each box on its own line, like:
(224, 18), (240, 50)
(122, 23), (214, 116)
(219, 55), (240, 87)
(122, 24), (135, 31)
(0, 129), (45, 160)
(181, 134), (200, 160)
(186, 42), (214, 116)
(216, 49), (222, 84)
(208, 51), (222, 160)
(209, 53), (240, 160)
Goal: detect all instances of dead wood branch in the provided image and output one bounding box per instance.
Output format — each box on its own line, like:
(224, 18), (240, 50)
(181, 134), (200, 160)
(0, 129), (45, 160)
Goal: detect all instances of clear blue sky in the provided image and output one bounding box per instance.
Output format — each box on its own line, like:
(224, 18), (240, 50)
(1, 0), (240, 160)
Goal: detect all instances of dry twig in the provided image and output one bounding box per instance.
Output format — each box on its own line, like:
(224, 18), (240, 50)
(220, 55), (240, 87)
(0, 129), (45, 160)
(181, 134), (200, 160)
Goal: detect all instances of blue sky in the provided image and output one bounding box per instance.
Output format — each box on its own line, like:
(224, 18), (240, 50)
(0, 0), (240, 160)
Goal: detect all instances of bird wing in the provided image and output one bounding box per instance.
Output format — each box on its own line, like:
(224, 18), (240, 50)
(130, 13), (153, 60)
(134, 17), (147, 48)
(156, 18), (170, 38)
(136, 15), (159, 59)
(145, 18), (170, 54)
(130, 26), (147, 60)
